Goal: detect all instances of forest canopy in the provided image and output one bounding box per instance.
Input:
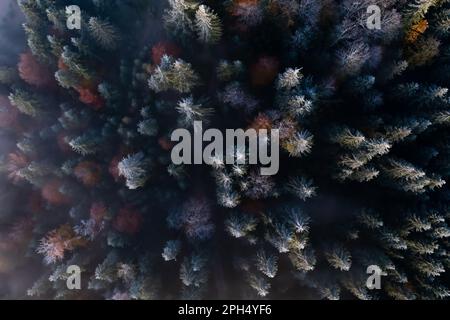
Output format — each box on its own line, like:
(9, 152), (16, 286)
(0, 0), (449, 300)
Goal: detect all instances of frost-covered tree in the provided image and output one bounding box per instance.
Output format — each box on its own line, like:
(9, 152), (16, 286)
(162, 240), (181, 261)
(180, 254), (209, 287)
(283, 131), (314, 157)
(324, 244), (352, 271)
(225, 213), (258, 238)
(195, 5), (222, 44)
(118, 152), (151, 190)
(255, 250), (278, 278)
(176, 96), (213, 127)
(8, 89), (42, 117)
(149, 55), (199, 93)
(0, 0), (449, 301)
(88, 17), (120, 50)
(286, 177), (317, 201)
(69, 132), (103, 155)
(247, 273), (271, 297)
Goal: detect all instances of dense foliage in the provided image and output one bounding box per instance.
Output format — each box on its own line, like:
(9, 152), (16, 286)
(0, 0), (449, 299)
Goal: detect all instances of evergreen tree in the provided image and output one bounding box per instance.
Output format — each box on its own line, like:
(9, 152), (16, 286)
(88, 17), (121, 50)
(0, 0), (449, 300)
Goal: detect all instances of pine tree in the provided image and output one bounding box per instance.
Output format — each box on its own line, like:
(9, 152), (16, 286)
(0, 0), (449, 300)
(149, 56), (199, 93)
(88, 17), (121, 50)
(283, 131), (314, 157)
(176, 96), (213, 127)
(69, 132), (103, 156)
(180, 254), (208, 287)
(255, 249), (278, 278)
(286, 177), (317, 201)
(324, 244), (352, 271)
(225, 213), (258, 238)
(8, 89), (42, 117)
(195, 5), (222, 44)
(138, 118), (158, 136)
(162, 240), (181, 261)
(118, 152), (151, 190)
(247, 273), (271, 297)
